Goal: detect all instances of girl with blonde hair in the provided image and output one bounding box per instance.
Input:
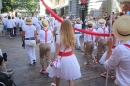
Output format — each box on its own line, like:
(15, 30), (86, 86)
(47, 19), (81, 86)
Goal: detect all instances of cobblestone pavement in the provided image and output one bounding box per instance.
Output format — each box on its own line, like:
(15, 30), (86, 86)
(0, 34), (114, 86)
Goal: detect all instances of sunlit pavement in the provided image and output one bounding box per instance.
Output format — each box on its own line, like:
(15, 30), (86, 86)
(0, 34), (114, 86)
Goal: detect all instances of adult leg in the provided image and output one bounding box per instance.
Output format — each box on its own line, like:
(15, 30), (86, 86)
(25, 45), (33, 65)
(32, 46), (36, 61)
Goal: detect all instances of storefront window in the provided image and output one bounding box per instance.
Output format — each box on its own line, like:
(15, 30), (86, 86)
(56, 0), (60, 5)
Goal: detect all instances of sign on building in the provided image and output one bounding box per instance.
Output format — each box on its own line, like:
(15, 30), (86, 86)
(79, 4), (87, 10)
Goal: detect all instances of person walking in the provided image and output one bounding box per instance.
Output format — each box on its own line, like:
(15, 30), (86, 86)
(74, 18), (82, 50)
(6, 16), (14, 38)
(47, 19), (81, 86)
(22, 17), (37, 65)
(37, 19), (53, 73)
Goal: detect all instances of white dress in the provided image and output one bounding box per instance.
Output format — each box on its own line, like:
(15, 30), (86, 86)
(46, 36), (81, 80)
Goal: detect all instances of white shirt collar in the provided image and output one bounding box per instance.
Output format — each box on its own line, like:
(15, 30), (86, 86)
(120, 40), (130, 45)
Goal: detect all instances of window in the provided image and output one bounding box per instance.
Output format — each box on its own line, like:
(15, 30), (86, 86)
(70, 1), (72, 11)
(64, 0), (68, 4)
(56, 0), (60, 5)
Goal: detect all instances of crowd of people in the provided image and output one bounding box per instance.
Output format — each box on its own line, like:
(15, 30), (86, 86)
(0, 11), (130, 86)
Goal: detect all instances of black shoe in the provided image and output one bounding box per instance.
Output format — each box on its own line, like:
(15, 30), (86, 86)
(7, 69), (13, 72)
(33, 60), (36, 64)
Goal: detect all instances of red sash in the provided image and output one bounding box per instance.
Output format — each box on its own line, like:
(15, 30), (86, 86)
(58, 51), (73, 56)
(102, 27), (106, 39)
(43, 29), (48, 43)
(124, 44), (130, 48)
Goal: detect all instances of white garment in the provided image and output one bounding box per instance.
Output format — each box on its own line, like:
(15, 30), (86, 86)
(14, 17), (19, 25)
(104, 40), (130, 86)
(74, 23), (82, 46)
(38, 29), (53, 44)
(6, 19), (14, 28)
(54, 22), (61, 34)
(35, 22), (41, 33)
(18, 19), (22, 27)
(74, 23), (82, 32)
(11, 19), (16, 27)
(2, 18), (7, 25)
(25, 45), (36, 64)
(84, 28), (96, 42)
(46, 36), (81, 80)
(21, 19), (25, 29)
(22, 25), (36, 45)
(97, 26), (109, 40)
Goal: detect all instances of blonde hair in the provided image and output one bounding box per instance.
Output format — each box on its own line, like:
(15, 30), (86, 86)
(60, 19), (76, 48)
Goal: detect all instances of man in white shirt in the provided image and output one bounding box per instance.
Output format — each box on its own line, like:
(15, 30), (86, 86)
(104, 15), (130, 86)
(53, 20), (61, 42)
(96, 18), (109, 62)
(84, 21), (97, 66)
(6, 16), (14, 38)
(12, 17), (16, 36)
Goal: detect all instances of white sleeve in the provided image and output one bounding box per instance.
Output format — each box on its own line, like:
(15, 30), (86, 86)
(56, 35), (60, 44)
(104, 46), (121, 70)
(84, 34), (88, 42)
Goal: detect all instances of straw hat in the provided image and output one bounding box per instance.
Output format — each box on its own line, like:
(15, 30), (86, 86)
(76, 18), (81, 23)
(25, 17), (33, 25)
(86, 21), (93, 26)
(98, 18), (106, 26)
(113, 15), (130, 40)
(89, 17), (93, 21)
(41, 19), (49, 28)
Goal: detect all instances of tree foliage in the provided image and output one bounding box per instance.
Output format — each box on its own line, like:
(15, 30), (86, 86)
(1, 0), (40, 16)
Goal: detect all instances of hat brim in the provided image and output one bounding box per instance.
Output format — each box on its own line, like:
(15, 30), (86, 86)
(76, 20), (80, 24)
(41, 25), (49, 28)
(26, 21), (33, 25)
(113, 22), (130, 40)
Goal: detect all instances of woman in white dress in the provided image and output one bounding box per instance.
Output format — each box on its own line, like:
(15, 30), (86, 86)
(47, 19), (81, 86)
(22, 17), (37, 65)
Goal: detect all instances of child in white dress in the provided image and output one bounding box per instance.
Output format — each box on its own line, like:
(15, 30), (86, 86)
(46, 19), (81, 86)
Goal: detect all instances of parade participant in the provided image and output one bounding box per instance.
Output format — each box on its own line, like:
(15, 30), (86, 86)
(104, 15), (130, 86)
(48, 17), (55, 52)
(96, 18), (109, 63)
(0, 16), (4, 36)
(22, 17), (37, 65)
(74, 18), (82, 50)
(48, 19), (81, 86)
(84, 21), (97, 66)
(37, 19), (53, 73)
(2, 16), (7, 35)
(89, 17), (97, 29)
(18, 17), (22, 33)
(53, 19), (61, 42)
(6, 16), (14, 38)
(11, 17), (16, 36)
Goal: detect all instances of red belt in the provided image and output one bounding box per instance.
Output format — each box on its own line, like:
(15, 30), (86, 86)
(112, 46), (116, 49)
(58, 51), (73, 56)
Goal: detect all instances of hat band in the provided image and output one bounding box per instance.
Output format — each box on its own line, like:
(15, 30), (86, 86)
(117, 30), (130, 36)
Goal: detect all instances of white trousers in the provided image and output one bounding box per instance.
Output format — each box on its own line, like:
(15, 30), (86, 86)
(25, 45), (36, 64)
(75, 33), (82, 47)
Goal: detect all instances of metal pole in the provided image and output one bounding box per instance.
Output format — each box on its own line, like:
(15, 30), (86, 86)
(105, 0), (113, 86)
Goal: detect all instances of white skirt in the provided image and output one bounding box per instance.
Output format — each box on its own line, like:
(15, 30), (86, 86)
(46, 54), (81, 80)
(50, 41), (55, 52)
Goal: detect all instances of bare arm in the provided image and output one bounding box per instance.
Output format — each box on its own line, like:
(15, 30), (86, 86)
(52, 43), (60, 62)
(21, 31), (25, 42)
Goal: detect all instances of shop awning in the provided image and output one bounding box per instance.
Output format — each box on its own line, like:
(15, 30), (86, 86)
(53, 4), (68, 10)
